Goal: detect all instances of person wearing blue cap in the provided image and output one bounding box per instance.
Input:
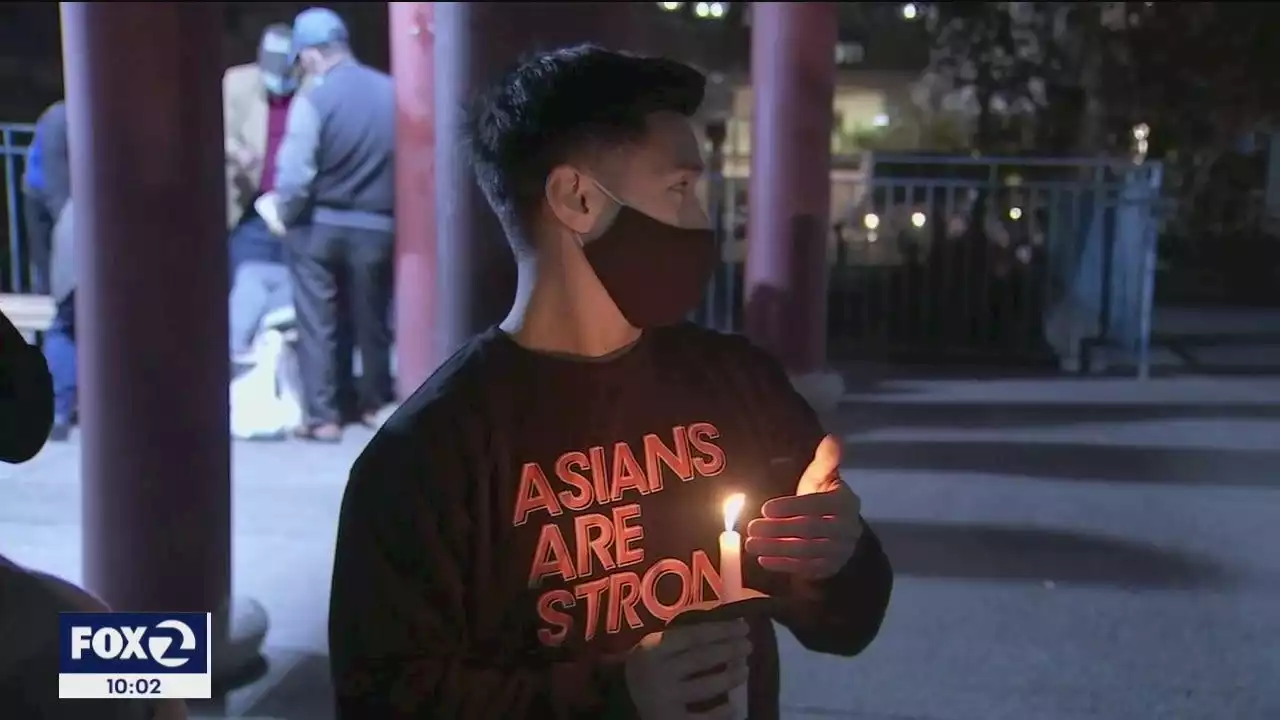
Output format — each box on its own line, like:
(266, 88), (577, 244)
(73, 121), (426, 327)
(257, 7), (396, 443)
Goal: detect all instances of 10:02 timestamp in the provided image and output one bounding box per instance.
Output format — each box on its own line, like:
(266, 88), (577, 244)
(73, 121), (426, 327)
(106, 677), (161, 695)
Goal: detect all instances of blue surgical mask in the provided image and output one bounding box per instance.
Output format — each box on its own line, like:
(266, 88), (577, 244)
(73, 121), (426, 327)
(263, 73), (297, 97)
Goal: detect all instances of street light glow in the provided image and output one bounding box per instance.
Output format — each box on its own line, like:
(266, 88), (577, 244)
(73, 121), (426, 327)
(694, 2), (727, 19)
(658, 1), (683, 11)
(902, 3), (919, 20)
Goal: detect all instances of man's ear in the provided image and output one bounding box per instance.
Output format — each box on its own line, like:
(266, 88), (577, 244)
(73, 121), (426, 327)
(545, 166), (596, 235)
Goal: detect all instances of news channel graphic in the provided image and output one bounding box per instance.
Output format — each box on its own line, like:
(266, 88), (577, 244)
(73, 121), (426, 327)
(58, 612), (212, 700)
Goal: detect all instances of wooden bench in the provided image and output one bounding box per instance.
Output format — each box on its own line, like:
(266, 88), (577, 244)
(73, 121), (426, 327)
(0, 293), (56, 341)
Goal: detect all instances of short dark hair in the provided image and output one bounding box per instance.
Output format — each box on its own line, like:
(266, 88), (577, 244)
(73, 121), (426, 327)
(462, 45), (705, 248)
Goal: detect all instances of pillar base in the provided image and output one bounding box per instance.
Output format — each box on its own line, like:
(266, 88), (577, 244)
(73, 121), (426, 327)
(212, 597), (270, 690)
(790, 370), (846, 415)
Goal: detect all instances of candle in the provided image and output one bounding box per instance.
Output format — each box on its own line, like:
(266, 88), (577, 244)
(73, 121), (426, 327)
(719, 493), (745, 602)
(719, 493), (748, 720)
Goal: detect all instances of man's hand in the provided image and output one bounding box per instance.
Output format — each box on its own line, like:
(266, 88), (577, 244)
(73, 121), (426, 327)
(746, 435), (863, 579)
(624, 620), (751, 719)
(230, 144), (261, 171)
(254, 193), (287, 237)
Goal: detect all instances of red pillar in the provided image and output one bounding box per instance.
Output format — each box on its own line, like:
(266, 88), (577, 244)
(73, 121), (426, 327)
(745, 2), (838, 375)
(390, 2), (439, 397)
(433, 3), (658, 354)
(61, 3), (230, 618)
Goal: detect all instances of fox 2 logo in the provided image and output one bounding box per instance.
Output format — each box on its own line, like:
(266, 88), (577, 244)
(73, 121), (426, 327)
(59, 613), (211, 675)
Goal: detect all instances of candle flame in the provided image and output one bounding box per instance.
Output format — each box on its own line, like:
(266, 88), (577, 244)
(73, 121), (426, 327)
(722, 493), (746, 532)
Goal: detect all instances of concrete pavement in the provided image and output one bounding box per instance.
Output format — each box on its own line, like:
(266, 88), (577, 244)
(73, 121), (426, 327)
(2, 377), (1278, 719)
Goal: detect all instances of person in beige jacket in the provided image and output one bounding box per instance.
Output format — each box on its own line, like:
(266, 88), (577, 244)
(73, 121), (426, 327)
(224, 23), (298, 235)
(225, 23), (299, 364)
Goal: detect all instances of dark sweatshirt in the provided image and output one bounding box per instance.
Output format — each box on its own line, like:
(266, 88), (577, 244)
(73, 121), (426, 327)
(329, 324), (893, 719)
(0, 559), (158, 719)
(0, 310), (53, 464)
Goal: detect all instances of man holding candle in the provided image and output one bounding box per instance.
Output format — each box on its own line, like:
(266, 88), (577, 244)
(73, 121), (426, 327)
(329, 45), (893, 719)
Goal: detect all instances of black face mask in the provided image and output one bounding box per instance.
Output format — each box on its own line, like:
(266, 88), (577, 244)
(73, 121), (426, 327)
(581, 203), (717, 328)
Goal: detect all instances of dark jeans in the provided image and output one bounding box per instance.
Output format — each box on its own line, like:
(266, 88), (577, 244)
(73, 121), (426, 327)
(22, 194), (53, 295)
(229, 215), (286, 279)
(289, 223), (394, 426)
(232, 218), (359, 417)
(41, 293), (76, 423)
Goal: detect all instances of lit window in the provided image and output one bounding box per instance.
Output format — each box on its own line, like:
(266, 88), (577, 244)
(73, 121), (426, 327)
(834, 42), (865, 65)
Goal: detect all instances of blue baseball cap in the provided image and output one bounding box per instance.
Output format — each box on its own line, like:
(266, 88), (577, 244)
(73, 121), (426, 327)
(292, 7), (349, 52)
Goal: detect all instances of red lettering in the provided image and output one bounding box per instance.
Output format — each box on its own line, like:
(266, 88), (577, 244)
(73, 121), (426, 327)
(512, 463), (563, 526)
(689, 549), (723, 604)
(574, 577), (611, 642)
(554, 451), (594, 512)
(610, 442), (651, 501)
(536, 554), (718, 646)
(613, 503), (645, 568)
(574, 513), (617, 578)
(588, 446), (610, 505)
(640, 558), (693, 623)
(606, 572), (644, 635)
(688, 422), (726, 477)
(528, 524), (576, 586)
(643, 428), (693, 491)
(536, 590), (575, 647)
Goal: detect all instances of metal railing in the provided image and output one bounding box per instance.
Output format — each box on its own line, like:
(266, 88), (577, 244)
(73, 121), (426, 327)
(2, 121), (1164, 374)
(696, 153), (1166, 376)
(0, 122), (36, 294)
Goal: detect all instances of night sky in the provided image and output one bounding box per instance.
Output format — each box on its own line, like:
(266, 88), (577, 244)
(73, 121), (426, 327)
(0, 3), (392, 122)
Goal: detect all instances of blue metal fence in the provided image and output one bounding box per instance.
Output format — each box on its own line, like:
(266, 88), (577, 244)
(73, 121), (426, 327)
(0, 122), (1163, 374)
(0, 122), (36, 294)
(696, 153), (1166, 376)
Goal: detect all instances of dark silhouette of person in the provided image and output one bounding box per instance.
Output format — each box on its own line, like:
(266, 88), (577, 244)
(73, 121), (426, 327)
(0, 309), (53, 463)
(1, 317), (185, 717)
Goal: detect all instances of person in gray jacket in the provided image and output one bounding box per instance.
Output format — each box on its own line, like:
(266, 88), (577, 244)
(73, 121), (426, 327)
(42, 198), (77, 441)
(30, 100), (79, 442)
(21, 100), (69, 294)
(258, 7), (395, 443)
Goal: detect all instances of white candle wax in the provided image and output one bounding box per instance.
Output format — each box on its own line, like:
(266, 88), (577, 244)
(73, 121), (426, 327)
(719, 493), (746, 602)
(719, 529), (743, 602)
(720, 493), (749, 720)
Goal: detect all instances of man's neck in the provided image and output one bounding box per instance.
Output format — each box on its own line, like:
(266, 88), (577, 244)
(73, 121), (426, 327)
(499, 252), (640, 359)
(317, 53), (352, 76)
